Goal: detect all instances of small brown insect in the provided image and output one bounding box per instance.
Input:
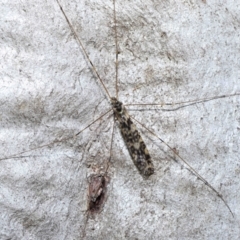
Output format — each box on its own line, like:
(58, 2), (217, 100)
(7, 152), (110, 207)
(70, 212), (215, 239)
(88, 174), (109, 214)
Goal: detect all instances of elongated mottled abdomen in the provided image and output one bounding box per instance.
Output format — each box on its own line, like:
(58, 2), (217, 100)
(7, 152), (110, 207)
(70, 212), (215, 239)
(111, 97), (154, 177)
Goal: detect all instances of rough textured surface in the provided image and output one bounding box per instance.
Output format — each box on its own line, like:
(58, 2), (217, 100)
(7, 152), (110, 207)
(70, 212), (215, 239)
(1, 0), (240, 239)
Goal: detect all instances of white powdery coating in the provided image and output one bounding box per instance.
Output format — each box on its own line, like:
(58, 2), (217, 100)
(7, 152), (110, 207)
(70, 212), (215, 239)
(0, 0), (240, 239)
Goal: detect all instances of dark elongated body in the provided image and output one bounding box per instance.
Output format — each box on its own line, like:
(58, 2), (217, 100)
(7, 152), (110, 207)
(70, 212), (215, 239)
(111, 97), (154, 177)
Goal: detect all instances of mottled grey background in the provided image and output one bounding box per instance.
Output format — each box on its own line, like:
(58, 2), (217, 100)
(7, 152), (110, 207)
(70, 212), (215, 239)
(1, 0), (240, 239)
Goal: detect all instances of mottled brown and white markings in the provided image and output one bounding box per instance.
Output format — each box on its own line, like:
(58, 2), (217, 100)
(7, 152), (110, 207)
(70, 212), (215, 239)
(111, 97), (154, 177)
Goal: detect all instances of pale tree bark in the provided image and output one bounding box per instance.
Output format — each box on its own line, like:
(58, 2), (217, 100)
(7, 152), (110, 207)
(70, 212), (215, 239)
(0, 0), (240, 239)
